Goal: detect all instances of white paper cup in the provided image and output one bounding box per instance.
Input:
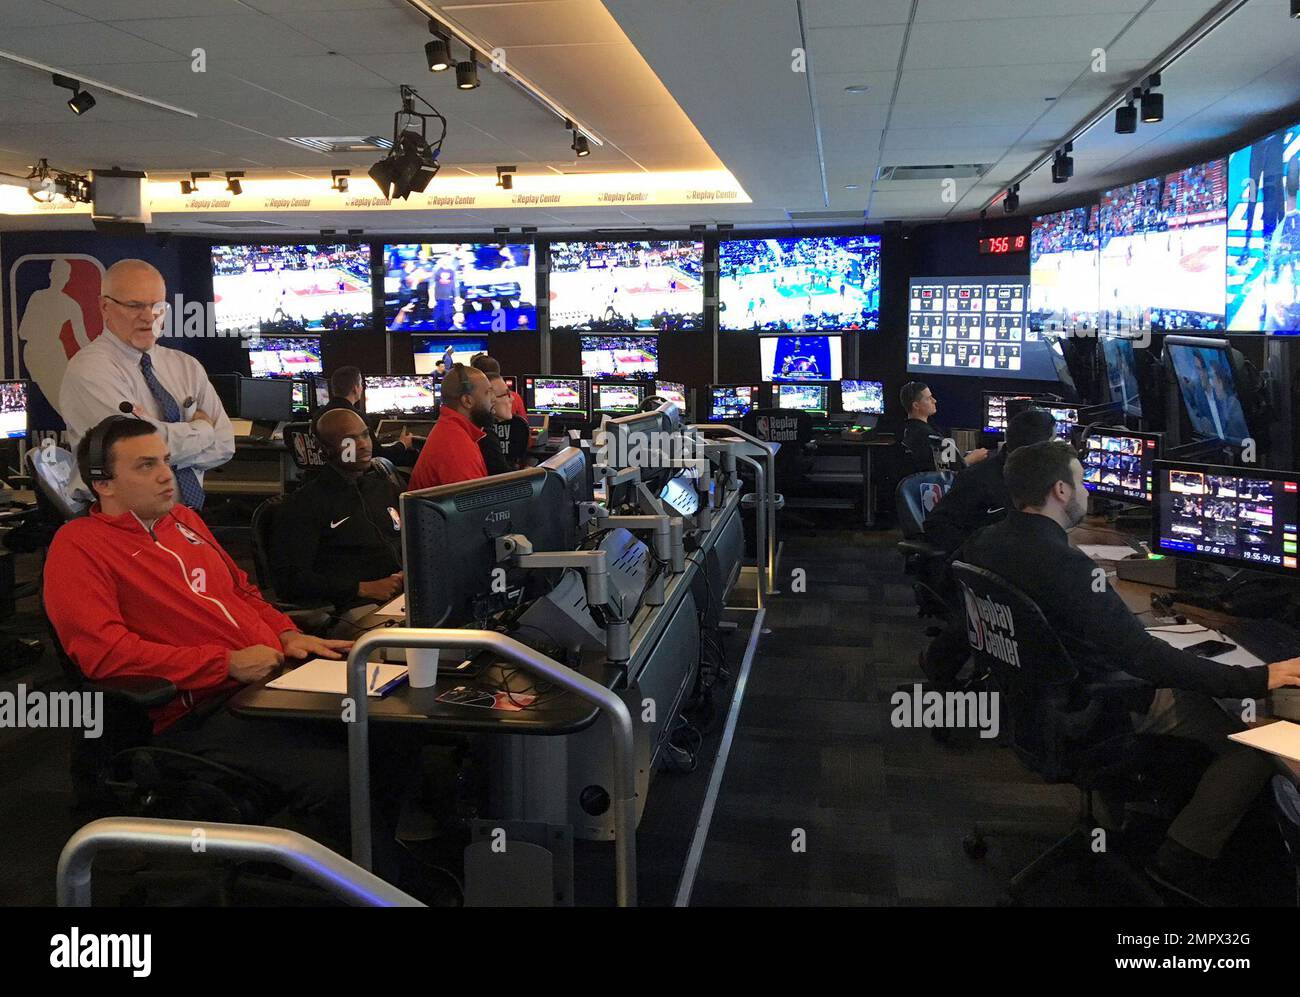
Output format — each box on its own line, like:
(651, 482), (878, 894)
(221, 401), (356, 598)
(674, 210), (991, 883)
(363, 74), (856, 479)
(408, 648), (440, 688)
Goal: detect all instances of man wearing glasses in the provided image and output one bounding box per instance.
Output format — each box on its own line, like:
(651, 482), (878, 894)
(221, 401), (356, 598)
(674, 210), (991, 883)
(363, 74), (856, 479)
(60, 258), (234, 510)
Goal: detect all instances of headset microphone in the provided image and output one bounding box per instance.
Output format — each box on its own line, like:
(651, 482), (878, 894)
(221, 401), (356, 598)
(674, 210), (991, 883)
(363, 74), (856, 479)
(118, 401), (134, 414)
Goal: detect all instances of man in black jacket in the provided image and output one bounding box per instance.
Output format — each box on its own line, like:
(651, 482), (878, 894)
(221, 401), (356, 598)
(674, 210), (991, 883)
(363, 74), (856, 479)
(270, 408), (404, 612)
(924, 407), (1057, 555)
(315, 366), (419, 468)
(961, 440), (1300, 899)
(899, 381), (988, 476)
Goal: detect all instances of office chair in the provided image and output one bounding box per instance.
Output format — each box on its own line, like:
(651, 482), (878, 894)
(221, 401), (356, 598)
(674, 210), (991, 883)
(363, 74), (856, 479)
(25, 446), (82, 523)
(950, 561), (1210, 906)
(741, 407), (817, 529)
(895, 470), (954, 622)
(1272, 776), (1300, 907)
(248, 496), (337, 632)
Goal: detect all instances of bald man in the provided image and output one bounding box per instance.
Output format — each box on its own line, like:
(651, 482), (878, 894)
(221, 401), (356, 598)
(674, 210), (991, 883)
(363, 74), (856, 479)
(269, 407), (404, 611)
(60, 258), (234, 510)
(407, 363), (493, 491)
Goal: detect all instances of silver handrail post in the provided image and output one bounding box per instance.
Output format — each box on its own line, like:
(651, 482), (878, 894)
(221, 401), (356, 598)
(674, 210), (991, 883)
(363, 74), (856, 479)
(345, 628), (638, 907)
(690, 424), (778, 594)
(736, 455), (766, 611)
(56, 817), (423, 907)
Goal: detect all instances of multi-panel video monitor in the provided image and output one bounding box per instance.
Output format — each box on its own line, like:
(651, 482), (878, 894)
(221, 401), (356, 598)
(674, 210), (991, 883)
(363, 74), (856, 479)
(383, 243), (536, 332)
(708, 385), (760, 421)
(1097, 160), (1228, 334)
(1227, 122), (1300, 333)
(211, 244), (372, 336)
(719, 236), (882, 332)
(549, 241), (704, 332)
(1153, 462), (1300, 575)
(1082, 427), (1161, 504)
(906, 277), (1040, 378)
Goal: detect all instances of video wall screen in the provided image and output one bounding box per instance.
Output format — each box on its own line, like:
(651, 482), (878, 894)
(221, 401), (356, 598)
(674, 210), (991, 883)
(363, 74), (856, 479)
(383, 243), (535, 333)
(548, 241), (703, 332)
(412, 337), (489, 375)
(905, 277), (1044, 379)
(719, 235), (881, 332)
(1097, 160), (1227, 334)
(1227, 123), (1300, 333)
(212, 244), (372, 336)
(1031, 205), (1099, 336)
(759, 335), (842, 382)
(246, 336), (323, 378)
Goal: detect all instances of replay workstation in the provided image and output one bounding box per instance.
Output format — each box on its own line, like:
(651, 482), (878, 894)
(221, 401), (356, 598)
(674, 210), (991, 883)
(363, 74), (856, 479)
(2, 0), (1300, 918)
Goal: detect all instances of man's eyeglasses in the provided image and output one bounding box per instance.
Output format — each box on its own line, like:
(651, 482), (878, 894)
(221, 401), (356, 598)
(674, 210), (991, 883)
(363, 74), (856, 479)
(103, 295), (168, 317)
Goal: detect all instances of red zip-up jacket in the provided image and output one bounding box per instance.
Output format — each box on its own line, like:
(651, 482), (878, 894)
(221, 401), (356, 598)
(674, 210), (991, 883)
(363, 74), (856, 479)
(44, 503), (298, 733)
(408, 406), (488, 491)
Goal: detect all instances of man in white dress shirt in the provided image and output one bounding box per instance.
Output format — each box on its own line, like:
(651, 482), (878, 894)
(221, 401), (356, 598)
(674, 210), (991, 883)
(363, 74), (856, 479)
(60, 259), (234, 510)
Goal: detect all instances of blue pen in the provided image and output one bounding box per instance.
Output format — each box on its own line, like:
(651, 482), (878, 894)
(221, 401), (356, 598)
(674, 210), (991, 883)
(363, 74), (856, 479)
(368, 665), (380, 694)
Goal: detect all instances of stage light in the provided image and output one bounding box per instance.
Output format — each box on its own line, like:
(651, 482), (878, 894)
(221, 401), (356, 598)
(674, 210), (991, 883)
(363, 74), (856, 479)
(225, 171), (244, 195)
(572, 132), (590, 157)
(1051, 148), (1072, 184)
(331, 169), (350, 193)
(368, 86), (446, 199)
(456, 56), (479, 90)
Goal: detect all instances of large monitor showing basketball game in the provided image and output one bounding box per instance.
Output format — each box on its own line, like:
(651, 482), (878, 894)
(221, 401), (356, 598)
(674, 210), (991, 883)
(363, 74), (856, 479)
(0, 381), (28, 439)
(593, 380), (647, 413)
(364, 375), (439, 415)
(548, 241), (704, 332)
(412, 337), (490, 375)
(759, 335), (842, 381)
(382, 242), (536, 333)
(1100, 335), (1143, 418)
(1226, 122), (1300, 333)
(906, 277), (1045, 379)
(719, 235), (882, 332)
(1152, 461), (1300, 575)
(1164, 336), (1250, 444)
(1030, 205), (1099, 336)
(653, 381), (688, 411)
(1097, 160), (1227, 334)
(211, 244), (372, 336)
(246, 336), (323, 378)
(839, 379), (884, 415)
(580, 335), (658, 378)
(1082, 427), (1161, 504)
(776, 383), (829, 414)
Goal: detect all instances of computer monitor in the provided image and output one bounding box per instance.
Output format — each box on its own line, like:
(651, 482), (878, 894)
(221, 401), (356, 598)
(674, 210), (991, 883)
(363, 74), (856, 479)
(310, 373), (331, 409)
(503, 375), (517, 393)
(776, 382), (829, 415)
(1152, 461), (1300, 576)
(1081, 426), (1162, 505)
(246, 337), (323, 378)
(982, 392), (1035, 435)
(382, 242), (536, 332)
(839, 379), (884, 415)
(653, 381), (687, 411)
(1100, 336), (1143, 418)
(539, 446), (595, 506)
(1005, 398), (1078, 441)
(364, 375), (439, 416)
(0, 381), (28, 439)
(211, 243), (373, 336)
(523, 376), (590, 419)
(237, 375), (295, 423)
(1041, 332), (1078, 394)
(580, 335), (659, 379)
(760, 335), (843, 381)
(291, 379), (309, 413)
(593, 380), (647, 413)
(1164, 336), (1250, 445)
(412, 336), (489, 375)
(708, 384), (760, 421)
(599, 407), (674, 495)
(1226, 121), (1299, 332)
(403, 468), (576, 627)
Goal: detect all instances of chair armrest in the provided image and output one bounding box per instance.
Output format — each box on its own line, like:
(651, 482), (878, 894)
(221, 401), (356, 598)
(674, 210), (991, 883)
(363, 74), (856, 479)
(282, 606), (334, 635)
(84, 675), (178, 709)
(897, 538), (947, 560)
(1084, 670), (1153, 697)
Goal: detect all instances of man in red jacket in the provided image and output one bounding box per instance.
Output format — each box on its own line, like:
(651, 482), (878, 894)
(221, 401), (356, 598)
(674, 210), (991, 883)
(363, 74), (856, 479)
(44, 417), (431, 889)
(408, 364), (495, 491)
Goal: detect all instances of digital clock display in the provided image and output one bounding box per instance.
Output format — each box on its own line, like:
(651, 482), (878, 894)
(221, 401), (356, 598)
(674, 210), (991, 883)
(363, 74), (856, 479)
(979, 235), (1029, 255)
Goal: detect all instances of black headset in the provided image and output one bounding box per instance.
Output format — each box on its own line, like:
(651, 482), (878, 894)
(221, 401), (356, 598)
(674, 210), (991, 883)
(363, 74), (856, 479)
(85, 414), (138, 482)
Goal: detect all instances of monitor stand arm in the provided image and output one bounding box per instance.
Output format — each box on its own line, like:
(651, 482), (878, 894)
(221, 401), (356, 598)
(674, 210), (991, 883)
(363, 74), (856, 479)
(493, 536), (632, 665)
(590, 508), (685, 593)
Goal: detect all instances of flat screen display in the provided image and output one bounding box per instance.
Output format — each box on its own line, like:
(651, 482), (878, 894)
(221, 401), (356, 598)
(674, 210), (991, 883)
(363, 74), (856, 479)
(1082, 427), (1161, 504)
(709, 385), (759, 421)
(1100, 335), (1143, 418)
(0, 381), (28, 439)
(1030, 205), (1099, 336)
(580, 335), (658, 378)
(364, 375), (439, 415)
(382, 242), (535, 332)
(593, 381), (647, 413)
(246, 336), (323, 378)
(549, 241), (703, 332)
(524, 376), (589, 418)
(759, 335), (842, 381)
(212, 244), (372, 336)
(840, 379), (884, 415)
(776, 383), (829, 413)
(906, 277), (1043, 378)
(412, 337), (489, 375)
(1165, 338), (1250, 444)
(1226, 124), (1300, 332)
(653, 381), (687, 410)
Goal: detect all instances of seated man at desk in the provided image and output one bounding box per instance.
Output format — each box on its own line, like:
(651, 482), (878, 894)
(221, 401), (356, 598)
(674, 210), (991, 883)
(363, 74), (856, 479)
(408, 364), (494, 491)
(480, 373), (532, 474)
(471, 353), (528, 420)
(270, 408), (404, 614)
(960, 439), (1300, 901)
(899, 381), (988, 476)
(923, 407), (1057, 555)
(315, 366), (419, 468)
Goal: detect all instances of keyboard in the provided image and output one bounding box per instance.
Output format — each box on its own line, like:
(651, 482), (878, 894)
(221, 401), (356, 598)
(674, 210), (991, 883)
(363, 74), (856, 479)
(1222, 618), (1300, 664)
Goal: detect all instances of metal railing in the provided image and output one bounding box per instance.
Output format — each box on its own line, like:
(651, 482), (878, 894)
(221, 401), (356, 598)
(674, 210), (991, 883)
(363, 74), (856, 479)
(57, 817), (423, 907)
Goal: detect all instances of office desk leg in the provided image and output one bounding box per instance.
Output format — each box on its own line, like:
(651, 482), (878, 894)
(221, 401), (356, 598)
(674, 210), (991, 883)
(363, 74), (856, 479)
(863, 448), (875, 528)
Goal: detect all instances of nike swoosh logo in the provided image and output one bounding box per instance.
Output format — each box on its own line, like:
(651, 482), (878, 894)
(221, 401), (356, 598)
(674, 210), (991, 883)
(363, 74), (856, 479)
(330, 517), (350, 529)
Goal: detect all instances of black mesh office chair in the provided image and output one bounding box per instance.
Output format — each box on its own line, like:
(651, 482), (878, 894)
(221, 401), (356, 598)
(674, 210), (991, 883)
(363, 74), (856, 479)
(950, 561), (1209, 905)
(249, 495), (335, 629)
(895, 470), (954, 621)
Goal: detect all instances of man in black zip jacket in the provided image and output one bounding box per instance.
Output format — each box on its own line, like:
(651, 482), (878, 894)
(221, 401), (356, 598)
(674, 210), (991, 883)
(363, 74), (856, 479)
(269, 407), (404, 611)
(960, 440), (1300, 900)
(314, 366), (419, 468)
(899, 380), (988, 475)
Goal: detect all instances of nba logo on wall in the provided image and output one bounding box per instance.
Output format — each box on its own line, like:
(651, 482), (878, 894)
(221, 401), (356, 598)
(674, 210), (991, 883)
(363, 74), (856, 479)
(8, 254), (104, 423)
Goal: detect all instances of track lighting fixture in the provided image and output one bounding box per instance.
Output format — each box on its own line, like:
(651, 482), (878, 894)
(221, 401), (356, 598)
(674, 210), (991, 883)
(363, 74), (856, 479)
(331, 169), (350, 193)
(496, 165), (515, 190)
(224, 171), (243, 195)
(368, 86), (445, 200)
(52, 73), (95, 115)
(180, 171), (209, 195)
(1004, 184), (1019, 213)
(426, 20), (451, 72)
(456, 53), (480, 90)
(1140, 73), (1163, 123)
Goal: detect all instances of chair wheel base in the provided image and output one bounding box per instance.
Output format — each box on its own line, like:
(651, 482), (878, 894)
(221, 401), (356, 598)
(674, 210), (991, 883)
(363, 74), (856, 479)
(962, 833), (988, 860)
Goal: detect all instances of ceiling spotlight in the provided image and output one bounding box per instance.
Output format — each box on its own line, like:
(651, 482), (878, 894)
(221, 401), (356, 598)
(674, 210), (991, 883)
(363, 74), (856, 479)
(224, 171), (244, 195)
(1004, 184), (1020, 213)
(426, 21), (451, 72)
(456, 55), (480, 90)
(496, 165), (515, 190)
(180, 171), (209, 194)
(1115, 94), (1138, 134)
(369, 85), (445, 200)
(1292, 0), (1299, 18)
(572, 131), (590, 157)
(52, 74), (95, 115)
(331, 169), (350, 193)
(1140, 91), (1163, 123)
(1051, 147), (1073, 185)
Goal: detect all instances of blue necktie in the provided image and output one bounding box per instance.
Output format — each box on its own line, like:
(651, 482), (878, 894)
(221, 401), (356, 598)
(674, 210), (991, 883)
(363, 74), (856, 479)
(139, 353), (205, 510)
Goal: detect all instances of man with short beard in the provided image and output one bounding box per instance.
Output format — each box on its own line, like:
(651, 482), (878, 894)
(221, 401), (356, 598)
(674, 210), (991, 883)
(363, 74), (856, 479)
(408, 363), (494, 490)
